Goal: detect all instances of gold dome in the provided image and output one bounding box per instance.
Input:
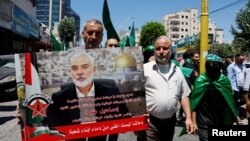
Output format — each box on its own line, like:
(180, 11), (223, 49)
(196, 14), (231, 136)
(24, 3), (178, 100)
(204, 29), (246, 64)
(115, 53), (136, 68)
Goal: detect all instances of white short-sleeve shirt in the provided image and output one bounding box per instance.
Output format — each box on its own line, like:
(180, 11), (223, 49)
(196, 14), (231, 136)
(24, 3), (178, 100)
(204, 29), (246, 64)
(144, 61), (191, 119)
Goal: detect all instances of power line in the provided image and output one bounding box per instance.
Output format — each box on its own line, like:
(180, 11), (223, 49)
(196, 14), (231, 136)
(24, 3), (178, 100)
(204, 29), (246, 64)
(209, 0), (247, 14)
(168, 0), (247, 27)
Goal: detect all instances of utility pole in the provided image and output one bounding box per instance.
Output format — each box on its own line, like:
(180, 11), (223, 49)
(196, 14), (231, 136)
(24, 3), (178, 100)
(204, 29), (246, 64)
(200, 0), (209, 73)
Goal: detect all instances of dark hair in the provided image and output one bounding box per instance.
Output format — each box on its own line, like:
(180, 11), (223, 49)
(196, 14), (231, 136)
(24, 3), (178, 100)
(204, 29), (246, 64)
(143, 50), (154, 63)
(105, 38), (118, 47)
(192, 51), (199, 57)
(235, 53), (243, 58)
(183, 51), (192, 59)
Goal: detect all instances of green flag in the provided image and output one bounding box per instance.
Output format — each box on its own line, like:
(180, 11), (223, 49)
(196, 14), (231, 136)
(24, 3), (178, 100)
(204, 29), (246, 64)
(50, 30), (62, 51)
(62, 38), (67, 51)
(129, 22), (135, 46)
(119, 35), (131, 47)
(102, 0), (120, 41)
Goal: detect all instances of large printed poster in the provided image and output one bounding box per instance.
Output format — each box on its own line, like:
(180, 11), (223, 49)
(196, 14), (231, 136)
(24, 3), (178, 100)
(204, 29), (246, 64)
(16, 46), (147, 140)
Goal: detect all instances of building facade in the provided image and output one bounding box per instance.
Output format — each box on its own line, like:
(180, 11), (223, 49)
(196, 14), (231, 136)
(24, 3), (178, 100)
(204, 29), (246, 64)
(36, 0), (80, 45)
(36, 0), (60, 29)
(0, 0), (46, 54)
(163, 8), (224, 44)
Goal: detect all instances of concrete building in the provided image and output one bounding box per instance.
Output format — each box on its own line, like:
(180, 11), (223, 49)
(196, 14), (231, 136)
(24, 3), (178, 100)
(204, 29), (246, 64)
(163, 8), (224, 44)
(36, 0), (61, 29)
(36, 0), (80, 44)
(0, 0), (43, 54)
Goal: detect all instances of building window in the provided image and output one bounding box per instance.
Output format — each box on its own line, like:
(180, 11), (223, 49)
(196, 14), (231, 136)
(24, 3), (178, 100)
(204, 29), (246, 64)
(186, 16), (188, 18)
(182, 15), (184, 18)
(181, 35), (184, 38)
(186, 22), (188, 25)
(185, 29), (188, 32)
(0, 0), (12, 22)
(181, 28), (184, 31)
(182, 22), (184, 25)
(209, 28), (212, 31)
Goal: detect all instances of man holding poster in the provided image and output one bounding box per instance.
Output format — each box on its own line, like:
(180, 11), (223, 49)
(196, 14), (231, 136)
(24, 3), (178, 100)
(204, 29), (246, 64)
(43, 52), (130, 141)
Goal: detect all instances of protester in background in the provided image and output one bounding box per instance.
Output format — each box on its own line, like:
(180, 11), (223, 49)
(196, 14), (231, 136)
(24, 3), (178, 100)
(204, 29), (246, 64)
(82, 19), (104, 49)
(191, 54), (237, 141)
(105, 38), (119, 48)
(243, 62), (250, 125)
(191, 52), (200, 74)
(183, 51), (199, 85)
(222, 56), (233, 76)
(143, 45), (155, 63)
(227, 53), (247, 121)
(143, 36), (194, 141)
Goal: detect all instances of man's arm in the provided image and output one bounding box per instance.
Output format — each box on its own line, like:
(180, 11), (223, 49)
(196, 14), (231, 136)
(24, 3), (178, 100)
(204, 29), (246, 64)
(180, 97), (194, 134)
(191, 111), (198, 135)
(227, 65), (235, 84)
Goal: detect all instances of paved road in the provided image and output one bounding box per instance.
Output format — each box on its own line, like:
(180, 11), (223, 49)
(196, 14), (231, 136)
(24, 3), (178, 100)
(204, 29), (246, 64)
(0, 97), (21, 141)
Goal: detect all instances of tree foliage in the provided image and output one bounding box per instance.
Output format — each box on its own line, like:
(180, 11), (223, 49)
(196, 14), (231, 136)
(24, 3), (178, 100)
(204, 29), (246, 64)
(139, 21), (166, 48)
(208, 43), (239, 58)
(186, 37), (200, 52)
(58, 16), (76, 48)
(231, 0), (250, 53)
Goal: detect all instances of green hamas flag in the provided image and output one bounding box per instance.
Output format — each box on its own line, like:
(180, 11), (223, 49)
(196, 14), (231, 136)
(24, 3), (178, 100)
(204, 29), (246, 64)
(129, 22), (135, 46)
(50, 30), (62, 51)
(102, 0), (120, 41)
(119, 35), (131, 47)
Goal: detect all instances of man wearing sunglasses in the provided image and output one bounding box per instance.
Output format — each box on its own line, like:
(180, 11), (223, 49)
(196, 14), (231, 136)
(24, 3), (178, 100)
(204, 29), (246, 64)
(105, 38), (119, 48)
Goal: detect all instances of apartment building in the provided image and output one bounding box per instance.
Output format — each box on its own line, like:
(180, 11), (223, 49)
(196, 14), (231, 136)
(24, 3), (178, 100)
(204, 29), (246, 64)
(163, 8), (224, 44)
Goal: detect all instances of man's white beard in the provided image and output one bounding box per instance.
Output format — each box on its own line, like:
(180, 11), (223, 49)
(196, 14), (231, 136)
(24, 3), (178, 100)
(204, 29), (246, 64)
(155, 56), (169, 63)
(73, 75), (94, 88)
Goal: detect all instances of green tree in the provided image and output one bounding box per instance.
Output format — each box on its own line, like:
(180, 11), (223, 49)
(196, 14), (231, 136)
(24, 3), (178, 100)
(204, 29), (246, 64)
(139, 21), (166, 48)
(231, 0), (250, 53)
(187, 37), (200, 52)
(58, 16), (76, 50)
(208, 43), (239, 58)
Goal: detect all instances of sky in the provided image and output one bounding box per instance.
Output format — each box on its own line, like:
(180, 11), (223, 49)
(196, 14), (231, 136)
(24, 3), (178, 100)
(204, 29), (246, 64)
(71, 0), (248, 45)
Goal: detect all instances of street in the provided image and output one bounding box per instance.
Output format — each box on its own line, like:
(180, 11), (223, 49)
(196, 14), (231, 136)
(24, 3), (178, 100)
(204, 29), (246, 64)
(0, 97), (21, 141)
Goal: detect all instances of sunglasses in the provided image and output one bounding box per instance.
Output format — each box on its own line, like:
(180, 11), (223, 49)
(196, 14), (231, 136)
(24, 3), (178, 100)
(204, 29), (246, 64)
(108, 44), (118, 47)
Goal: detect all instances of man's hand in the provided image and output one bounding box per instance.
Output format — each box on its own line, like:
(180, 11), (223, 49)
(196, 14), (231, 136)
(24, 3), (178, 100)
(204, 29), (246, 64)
(185, 117), (194, 134)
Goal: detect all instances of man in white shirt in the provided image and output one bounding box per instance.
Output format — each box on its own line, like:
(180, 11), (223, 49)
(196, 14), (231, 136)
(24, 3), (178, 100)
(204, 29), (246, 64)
(143, 36), (194, 141)
(227, 53), (247, 120)
(243, 62), (250, 125)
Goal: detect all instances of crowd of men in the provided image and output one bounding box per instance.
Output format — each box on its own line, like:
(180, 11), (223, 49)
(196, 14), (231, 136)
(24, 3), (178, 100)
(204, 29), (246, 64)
(19, 18), (250, 141)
